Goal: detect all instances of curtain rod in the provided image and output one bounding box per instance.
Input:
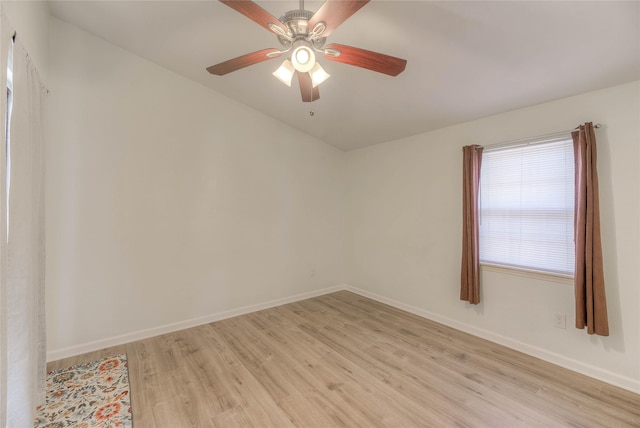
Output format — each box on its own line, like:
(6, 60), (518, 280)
(482, 123), (601, 152)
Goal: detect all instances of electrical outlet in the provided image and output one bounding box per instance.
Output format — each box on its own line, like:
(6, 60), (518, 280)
(552, 312), (566, 329)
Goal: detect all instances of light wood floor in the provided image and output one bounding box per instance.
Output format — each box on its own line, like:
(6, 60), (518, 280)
(49, 291), (640, 427)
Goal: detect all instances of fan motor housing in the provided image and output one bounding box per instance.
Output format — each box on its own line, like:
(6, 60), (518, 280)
(278, 9), (326, 49)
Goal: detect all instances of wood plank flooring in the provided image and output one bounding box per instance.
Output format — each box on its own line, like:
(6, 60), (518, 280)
(48, 291), (640, 427)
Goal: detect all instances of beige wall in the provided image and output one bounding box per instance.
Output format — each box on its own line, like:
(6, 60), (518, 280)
(1, 1), (48, 82)
(46, 17), (345, 357)
(344, 81), (640, 392)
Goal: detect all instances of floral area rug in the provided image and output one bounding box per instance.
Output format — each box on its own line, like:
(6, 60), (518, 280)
(34, 354), (132, 428)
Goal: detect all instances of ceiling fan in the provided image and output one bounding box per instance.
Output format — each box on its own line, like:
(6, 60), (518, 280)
(206, 0), (407, 102)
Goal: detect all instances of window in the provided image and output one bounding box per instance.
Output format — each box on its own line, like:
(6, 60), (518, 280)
(479, 136), (575, 276)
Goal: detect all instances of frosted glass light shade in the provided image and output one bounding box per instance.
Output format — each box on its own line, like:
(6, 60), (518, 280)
(310, 62), (330, 88)
(291, 45), (315, 73)
(272, 60), (295, 87)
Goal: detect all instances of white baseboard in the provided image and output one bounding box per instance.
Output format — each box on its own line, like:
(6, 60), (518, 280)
(343, 285), (640, 394)
(46, 285), (343, 362)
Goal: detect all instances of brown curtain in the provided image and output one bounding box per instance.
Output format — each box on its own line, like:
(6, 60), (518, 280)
(572, 123), (609, 336)
(460, 145), (483, 304)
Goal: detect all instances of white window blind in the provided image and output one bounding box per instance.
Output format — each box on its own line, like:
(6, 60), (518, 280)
(479, 137), (575, 275)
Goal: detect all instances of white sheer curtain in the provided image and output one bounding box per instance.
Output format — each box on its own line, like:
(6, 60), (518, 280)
(0, 10), (47, 427)
(0, 12), (10, 427)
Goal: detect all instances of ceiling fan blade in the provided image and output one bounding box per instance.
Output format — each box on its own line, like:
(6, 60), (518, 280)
(323, 43), (407, 76)
(309, 0), (369, 38)
(297, 71), (320, 102)
(220, 0), (288, 35)
(206, 48), (282, 75)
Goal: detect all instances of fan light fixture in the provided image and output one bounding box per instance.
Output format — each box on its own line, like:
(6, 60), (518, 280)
(273, 59), (330, 88)
(273, 40), (330, 89)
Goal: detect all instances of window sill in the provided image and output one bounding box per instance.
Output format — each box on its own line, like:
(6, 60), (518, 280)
(480, 263), (573, 286)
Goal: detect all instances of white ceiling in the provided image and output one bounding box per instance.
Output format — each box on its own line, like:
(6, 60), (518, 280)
(48, 0), (640, 151)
